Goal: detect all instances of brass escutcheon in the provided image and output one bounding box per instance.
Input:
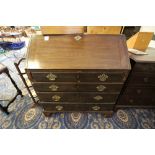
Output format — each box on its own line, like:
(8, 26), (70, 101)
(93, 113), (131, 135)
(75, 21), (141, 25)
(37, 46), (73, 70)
(96, 85), (106, 91)
(93, 95), (103, 101)
(49, 85), (59, 91)
(92, 106), (101, 111)
(52, 95), (61, 102)
(55, 105), (63, 111)
(74, 35), (82, 41)
(98, 73), (108, 82)
(46, 73), (57, 81)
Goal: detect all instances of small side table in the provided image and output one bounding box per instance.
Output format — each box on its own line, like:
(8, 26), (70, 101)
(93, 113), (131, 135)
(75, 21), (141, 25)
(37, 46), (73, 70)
(0, 63), (23, 114)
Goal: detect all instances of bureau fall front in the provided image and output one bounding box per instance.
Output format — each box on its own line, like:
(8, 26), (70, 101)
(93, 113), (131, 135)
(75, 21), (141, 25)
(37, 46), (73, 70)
(26, 34), (131, 116)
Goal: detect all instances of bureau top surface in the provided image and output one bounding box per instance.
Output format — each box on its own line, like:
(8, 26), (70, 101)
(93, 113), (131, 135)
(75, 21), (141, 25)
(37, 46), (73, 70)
(26, 34), (130, 70)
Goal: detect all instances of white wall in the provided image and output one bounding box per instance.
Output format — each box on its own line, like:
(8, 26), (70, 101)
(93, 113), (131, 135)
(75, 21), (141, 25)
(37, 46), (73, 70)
(140, 26), (155, 33)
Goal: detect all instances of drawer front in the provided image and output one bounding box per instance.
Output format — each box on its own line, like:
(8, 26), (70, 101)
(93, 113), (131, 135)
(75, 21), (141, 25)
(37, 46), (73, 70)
(33, 82), (123, 92)
(79, 83), (122, 92)
(118, 95), (155, 106)
(128, 73), (155, 85)
(37, 92), (118, 103)
(133, 63), (155, 73)
(31, 72), (77, 82)
(30, 71), (127, 83)
(123, 87), (155, 96)
(79, 72), (126, 83)
(40, 103), (115, 112)
(33, 82), (77, 92)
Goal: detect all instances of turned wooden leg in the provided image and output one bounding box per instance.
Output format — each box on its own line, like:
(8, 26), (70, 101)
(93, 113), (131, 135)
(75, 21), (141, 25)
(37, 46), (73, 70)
(103, 111), (114, 118)
(31, 102), (39, 108)
(113, 107), (118, 112)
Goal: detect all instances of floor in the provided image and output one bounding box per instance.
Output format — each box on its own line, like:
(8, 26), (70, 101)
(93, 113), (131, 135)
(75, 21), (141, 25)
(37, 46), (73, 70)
(0, 37), (155, 129)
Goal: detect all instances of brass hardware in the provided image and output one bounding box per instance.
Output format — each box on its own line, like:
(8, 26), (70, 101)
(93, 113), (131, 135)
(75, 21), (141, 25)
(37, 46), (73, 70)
(96, 85), (106, 91)
(52, 95), (61, 102)
(55, 105), (63, 111)
(92, 106), (101, 111)
(74, 35), (82, 41)
(94, 95), (103, 101)
(46, 73), (57, 81)
(98, 73), (108, 82)
(49, 85), (59, 91)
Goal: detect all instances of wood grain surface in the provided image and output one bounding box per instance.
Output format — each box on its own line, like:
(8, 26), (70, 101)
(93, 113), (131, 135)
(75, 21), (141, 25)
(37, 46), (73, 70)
(26, 34), (130, 70)
(87, 26), (122, 34)
(41, 26), (85, 35)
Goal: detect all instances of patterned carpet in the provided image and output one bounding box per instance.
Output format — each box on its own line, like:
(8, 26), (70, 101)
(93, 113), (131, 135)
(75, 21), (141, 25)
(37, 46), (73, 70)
(0, 38), (155, 129)
(0, 95), (155, 129)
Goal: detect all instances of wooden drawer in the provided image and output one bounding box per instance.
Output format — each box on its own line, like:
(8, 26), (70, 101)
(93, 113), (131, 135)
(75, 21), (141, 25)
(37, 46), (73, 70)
(118, 95), (155, 106)
(79, 72), (126, 83)
(40, 102), (115, 112)
(32, 82), (123, 92)
(37, 92), (118, 103)
(128, 73), (155, 85)
(133, 63), (155, 73)
(78, 83), (122, 92)
(31, 72), (77, 82)
(123, 87), (155, 96)
(30, 71), (126, 83)
(33, 82), (77, 92)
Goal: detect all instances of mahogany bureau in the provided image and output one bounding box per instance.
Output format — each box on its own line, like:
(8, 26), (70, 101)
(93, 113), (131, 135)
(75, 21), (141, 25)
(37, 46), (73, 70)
(116, 48), (155, 108)
(26, 34), (130, 116)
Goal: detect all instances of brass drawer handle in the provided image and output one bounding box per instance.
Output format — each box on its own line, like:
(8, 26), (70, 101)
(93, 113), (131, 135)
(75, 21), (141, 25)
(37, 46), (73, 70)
(49, 85), (59, 91)
(92, 106), (100, 111)
(46, 73), (57, 81)
(52, 95), (61, 102)
(56, 105), (63, 111)
(94, 95), (103, 101)
(98, 74), (108, 82)
(96, 85), (106, 91)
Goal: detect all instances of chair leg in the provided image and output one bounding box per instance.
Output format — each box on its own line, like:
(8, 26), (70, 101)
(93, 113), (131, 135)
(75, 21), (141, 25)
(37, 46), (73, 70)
(2, 68), (23, 114)
(0, 104), (9, 115)
(5, 68), (23, 98)
(14, 59), (38, 105)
